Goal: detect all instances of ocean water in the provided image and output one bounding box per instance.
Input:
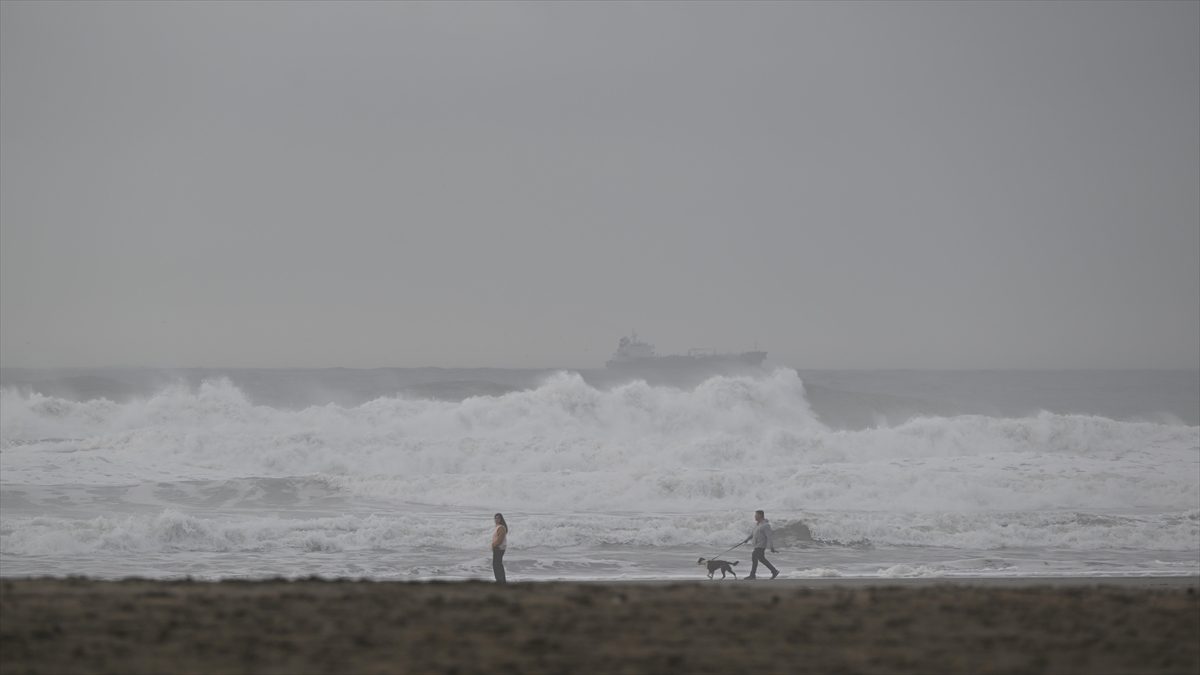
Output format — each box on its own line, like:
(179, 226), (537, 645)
(1, 367), (1197, 581)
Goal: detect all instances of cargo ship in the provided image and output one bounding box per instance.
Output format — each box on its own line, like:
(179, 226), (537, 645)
(605, 333), (767, 371)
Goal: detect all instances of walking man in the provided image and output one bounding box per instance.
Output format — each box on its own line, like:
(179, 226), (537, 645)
(740, 510), (778, 580)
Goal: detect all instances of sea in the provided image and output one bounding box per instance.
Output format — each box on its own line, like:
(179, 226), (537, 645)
(1, 367), (1197, 582)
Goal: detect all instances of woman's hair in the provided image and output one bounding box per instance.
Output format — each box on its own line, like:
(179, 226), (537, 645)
(494, 513), (508, 532)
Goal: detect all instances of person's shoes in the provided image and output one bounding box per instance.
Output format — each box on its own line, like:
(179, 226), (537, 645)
(744, 576), (757, 580)
(770, 570), (779, 580)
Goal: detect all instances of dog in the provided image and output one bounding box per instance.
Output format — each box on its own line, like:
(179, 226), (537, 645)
(697, 557), (739, 579)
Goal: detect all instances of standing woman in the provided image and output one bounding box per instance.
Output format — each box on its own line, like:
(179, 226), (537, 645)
(491, 513), (508, 584)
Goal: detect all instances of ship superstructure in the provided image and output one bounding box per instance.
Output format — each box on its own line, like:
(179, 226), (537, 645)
(605, 333), (766, 370)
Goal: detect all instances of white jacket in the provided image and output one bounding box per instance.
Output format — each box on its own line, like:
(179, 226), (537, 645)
(749, 520), (773, 549)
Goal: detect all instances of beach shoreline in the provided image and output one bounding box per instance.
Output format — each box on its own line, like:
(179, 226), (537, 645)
(3, 576), (1197, 674)
(545, 574), (1200, 588)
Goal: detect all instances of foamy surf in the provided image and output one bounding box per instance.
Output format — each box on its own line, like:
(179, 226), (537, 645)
(2, 370), (1197, 580)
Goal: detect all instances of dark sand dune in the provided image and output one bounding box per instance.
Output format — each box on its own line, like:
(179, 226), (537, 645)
(2, 578), (1197, 674)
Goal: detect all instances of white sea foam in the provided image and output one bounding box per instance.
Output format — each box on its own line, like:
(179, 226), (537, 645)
(792, 567), (844, 578)
(2, 371), (1198, 573)
(4, 507), (1196, 559)
(876, 564), (946, 578)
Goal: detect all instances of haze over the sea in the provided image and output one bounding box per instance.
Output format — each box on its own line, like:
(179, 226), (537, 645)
(2, 1), (1197, 371)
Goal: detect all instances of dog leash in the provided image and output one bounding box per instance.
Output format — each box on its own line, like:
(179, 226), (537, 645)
(707, 541), (745, 560)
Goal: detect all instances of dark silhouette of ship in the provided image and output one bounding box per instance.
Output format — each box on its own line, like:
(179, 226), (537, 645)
(605, 333), (767, 372)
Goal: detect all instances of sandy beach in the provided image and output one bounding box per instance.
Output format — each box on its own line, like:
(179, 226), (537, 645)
(2, 576), (1197, 674)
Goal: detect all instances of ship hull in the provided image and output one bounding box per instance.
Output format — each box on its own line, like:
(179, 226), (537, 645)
(605, 351), (767, 371)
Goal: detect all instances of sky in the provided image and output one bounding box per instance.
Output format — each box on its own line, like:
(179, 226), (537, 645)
(1, 1), (1197, 370)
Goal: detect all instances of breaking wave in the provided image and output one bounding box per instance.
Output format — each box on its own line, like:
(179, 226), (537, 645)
(2, 370), (1198, 556)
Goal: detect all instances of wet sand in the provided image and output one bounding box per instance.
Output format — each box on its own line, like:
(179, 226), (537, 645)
(2, 577), (1197, 674)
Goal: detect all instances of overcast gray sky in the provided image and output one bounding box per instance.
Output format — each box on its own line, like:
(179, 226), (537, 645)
(1, 1), (1197, 369)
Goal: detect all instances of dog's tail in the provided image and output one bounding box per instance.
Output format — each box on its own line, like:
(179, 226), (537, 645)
(730, 561), (739, 566)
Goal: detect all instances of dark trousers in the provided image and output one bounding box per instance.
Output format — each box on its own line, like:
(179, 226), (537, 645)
(492, 547), (506, 584)
(750, 547), (777, 578)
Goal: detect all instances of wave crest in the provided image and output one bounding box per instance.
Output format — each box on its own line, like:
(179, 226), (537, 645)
(2, 372), (1197, 516)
